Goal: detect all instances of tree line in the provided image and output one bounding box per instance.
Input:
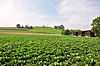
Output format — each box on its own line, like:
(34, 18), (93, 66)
(54, 25), (65, 30)
(16, 16), (100, 37)
(16, 24), (33, 29)
(54, 25), (81, 35)
(54, 16), (100, 37)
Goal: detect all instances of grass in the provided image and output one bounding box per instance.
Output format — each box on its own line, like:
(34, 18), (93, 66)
(29, 26), (62, 34)
(0, 34), (100, 65)
(0, 27), (62, 34)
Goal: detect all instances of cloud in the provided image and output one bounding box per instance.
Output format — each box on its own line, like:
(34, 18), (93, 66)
(0, 0), (100, 30)
(0, 0), (50, 27)
(58, 0), (100, 30)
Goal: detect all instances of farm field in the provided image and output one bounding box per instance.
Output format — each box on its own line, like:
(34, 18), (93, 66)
(0, 27), (62, 34)
(0, 34), (100, 66)
(0, 32), (61, 36)
(29, 27), (62, 34)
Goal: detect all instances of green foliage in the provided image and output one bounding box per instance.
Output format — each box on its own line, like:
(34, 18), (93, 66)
(59, 25), (65, 30)
(62, 29), (71, 35)
(16, 24), (33, 29)
(0, 27), (61, 34)
(0, 34), (100, 65)
(91, 16), (100, 37)
(16, 24), (20, 28)
(29, 26), (61, 34)
(54, 26), (58, 29)
(21, 26), (24, 28)
(29, 26), (33, 29)
(54, 25), (65, 30)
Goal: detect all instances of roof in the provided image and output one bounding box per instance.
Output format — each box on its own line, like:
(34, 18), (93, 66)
(82, 30), (92, 32)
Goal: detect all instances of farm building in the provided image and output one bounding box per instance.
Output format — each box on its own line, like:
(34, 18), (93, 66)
(73, 30), (95, 37)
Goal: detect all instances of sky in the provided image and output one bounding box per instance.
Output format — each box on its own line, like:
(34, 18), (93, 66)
(0, 0), (100, 30)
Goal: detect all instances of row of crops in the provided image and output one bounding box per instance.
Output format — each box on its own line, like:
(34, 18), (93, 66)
(0, 34), (100, 66)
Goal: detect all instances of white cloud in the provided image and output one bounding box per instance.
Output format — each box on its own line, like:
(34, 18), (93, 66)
(0, 0), (100, 30)
(58, 0), (100, 30)
(0, 0), (49, 27)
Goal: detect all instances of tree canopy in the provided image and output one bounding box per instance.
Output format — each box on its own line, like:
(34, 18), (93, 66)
(16, 24), (33, 29)
(16, 24), (20, 28)
(91, 16), (100, 37)
(54, 25), (65, 30)
(61, 29), (71, 35)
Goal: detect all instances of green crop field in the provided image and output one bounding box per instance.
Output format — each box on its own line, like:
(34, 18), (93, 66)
(0, 34), (100, 66)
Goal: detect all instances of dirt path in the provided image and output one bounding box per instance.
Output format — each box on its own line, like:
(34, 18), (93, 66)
(0, 32), (62, 36)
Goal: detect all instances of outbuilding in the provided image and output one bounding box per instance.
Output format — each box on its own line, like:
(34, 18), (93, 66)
(73, 30), (95, 37)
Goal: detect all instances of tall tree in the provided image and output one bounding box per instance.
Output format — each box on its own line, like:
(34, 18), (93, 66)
(16, 24), (20, 28)
(91, 16), (100, 37)
(59, 25), (65, 30)
(54, 25), (65, 30)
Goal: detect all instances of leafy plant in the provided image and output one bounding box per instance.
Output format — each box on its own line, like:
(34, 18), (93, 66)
(0, 34), (99, 65)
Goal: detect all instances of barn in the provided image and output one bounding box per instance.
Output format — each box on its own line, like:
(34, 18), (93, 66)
(73, 30), (95, 37)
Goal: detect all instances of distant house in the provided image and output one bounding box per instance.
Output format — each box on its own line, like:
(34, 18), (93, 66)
(73, 30), (95, 37)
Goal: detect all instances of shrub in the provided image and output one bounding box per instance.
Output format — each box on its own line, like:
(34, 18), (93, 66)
(61, 29), (71, 35)
(29, 26), (33, 29)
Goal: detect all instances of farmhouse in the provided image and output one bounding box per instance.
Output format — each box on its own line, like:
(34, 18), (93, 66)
(73, 30), (95, 37)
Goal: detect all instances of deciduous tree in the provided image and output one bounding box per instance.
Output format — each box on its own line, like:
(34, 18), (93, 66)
(16, 24), (20, 28)
(91, 16), (100, 37)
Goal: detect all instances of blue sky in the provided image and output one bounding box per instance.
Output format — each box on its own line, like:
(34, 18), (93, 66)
(0, 0), (100, 30)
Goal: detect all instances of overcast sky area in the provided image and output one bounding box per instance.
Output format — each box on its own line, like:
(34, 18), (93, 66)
(0, 0), (100, 30)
